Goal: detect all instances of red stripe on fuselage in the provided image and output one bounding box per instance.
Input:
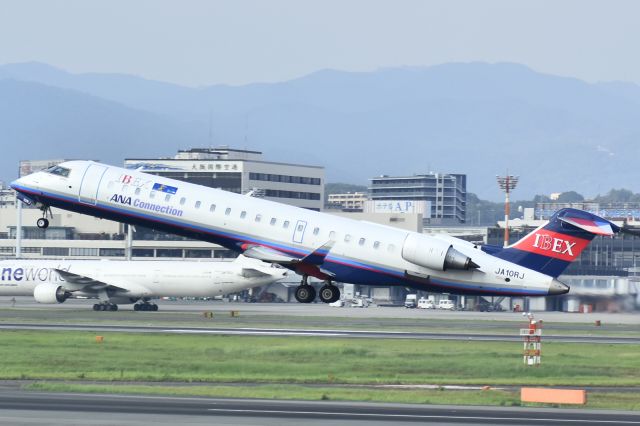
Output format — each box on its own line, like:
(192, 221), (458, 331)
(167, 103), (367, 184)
(511, 229), (590, 262)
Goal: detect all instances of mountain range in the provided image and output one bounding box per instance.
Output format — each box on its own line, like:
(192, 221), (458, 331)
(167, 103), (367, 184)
(1, 61), (639, 200)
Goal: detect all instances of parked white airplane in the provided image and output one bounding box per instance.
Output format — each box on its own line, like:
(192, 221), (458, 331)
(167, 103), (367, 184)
(0, 256), (286, 311)
(11, 161), (623, 303)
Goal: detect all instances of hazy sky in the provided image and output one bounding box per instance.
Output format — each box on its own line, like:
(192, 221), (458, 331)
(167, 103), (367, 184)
(1, 0), (638, 86)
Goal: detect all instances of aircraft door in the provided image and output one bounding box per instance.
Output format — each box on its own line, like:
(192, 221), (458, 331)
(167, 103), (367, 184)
(78, 164), (108, 205)
(293, 220), (307, 244)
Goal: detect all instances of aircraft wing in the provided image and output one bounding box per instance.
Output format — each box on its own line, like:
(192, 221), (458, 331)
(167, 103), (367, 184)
(53, 269), (150, 295)
(241, 245), (300, 264)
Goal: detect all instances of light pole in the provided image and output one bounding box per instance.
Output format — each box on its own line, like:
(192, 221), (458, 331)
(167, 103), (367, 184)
(497, 174), (519, 247)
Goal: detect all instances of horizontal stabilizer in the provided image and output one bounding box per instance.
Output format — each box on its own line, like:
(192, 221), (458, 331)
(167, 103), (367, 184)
(558, 216), (618, 236)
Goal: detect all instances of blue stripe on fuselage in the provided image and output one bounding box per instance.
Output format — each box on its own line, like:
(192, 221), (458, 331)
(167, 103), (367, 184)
(13, 184), (547, 296)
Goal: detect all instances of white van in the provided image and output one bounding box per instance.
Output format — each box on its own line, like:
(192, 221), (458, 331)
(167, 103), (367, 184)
(437, 299), (455, 310)
(417, 298), (435, 309)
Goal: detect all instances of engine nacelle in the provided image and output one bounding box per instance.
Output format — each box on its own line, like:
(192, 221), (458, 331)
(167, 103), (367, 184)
(33, 283), (70, 304)
(402, 234), (479, 271)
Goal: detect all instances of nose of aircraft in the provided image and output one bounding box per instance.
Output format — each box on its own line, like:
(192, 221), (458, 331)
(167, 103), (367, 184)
(549, 279), (570, 295)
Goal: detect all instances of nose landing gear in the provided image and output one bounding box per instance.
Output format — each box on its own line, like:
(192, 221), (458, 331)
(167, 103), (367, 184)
(36, 205), (53, 229)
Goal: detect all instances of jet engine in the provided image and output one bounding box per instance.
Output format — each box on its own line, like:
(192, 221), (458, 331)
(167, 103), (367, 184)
(33, 283), (71, 304)
(401, 234), (479, 271)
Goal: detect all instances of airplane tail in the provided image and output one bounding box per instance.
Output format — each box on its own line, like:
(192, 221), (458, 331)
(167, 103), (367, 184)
(488, 208), (620, 278)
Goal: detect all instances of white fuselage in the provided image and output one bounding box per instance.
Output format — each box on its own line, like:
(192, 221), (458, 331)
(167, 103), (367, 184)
(11, 161), (558, 296)
(0, 258), (284, 299)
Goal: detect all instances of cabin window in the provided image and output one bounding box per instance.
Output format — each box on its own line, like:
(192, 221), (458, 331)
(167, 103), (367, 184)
(195, 201), (201, 209)
(283, 220), (290, 229)
(209, 204), (216, 212)
(329, 231), (336, 241)
(165, 194), (171, 202)
(180, 197), (186, 205)
(373, 241), (380, 249)
(149, 191), (156, 199)
(135, 188), (141, 195)
(240, 211), (247, 219)
(225, 208), (231, 216)
(255, 214), (262, 222)
(313, 227), (319, 235)
(270, 218), (277, 226)
(344, 234), (351, 243)
(388, 244), (395, 252)
(107, 181), (114, 189)
(359, 238), (365, 246)
(297, 224), (304, 232)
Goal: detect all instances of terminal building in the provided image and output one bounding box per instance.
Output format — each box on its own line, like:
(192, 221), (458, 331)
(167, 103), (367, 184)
(368, 173), (466, 225)
(124, 147), (324, 211)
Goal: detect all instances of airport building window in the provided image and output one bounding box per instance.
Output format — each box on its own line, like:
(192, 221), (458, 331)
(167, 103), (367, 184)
(344, 234), (351, 243)
(283, 220), (290, 229)
(313, 227), (319, 235)
(69, 248), (99, 256)
(225, 208), (231, 215)
(0, 247), (14, 254)
(195, 201), (201, 209)
(373, 241), (380, 249)
(359, 238), (365, 246)
(185, 249), (212, 258)
(210, 204), (216, 212)
(22, 247), (41, 254)
(43, 247), (70, 256)
(132, 248), (154, 257)
(270, 218), (277, 226)
(255, 214), (262, 222)
(156, 249), (183, 258)
(99, 248), (124, 257)
(240, 211), (247, 219)
(214, 249), (237, 259)
(263, 189), (321, 200)
(249, 172), (321, 186)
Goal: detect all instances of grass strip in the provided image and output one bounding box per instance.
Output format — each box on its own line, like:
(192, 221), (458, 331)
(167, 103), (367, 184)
(1, 330), (639, 386)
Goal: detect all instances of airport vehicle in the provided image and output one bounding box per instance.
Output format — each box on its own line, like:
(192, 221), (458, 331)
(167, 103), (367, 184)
(0, 256), (286, 311)
(404, 294), (418, 308)
(11, 161), (624, 304)
(417, 297), (435, 309)
(437, 299), (455, 310)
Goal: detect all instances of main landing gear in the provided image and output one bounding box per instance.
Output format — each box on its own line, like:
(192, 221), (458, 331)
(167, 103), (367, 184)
(93, 302), (118, 311)
(294, 275), (340, 304)
(134, 302), (158, 311)
(36, 205), (52, 229)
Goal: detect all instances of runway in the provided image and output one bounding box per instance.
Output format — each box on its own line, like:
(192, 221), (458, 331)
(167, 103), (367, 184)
(0, 322), (638, 344)
(0, 389), (638, 425)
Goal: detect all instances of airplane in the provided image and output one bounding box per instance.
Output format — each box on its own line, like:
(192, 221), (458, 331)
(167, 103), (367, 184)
(0, 255), (287, 311)
(9, 160), (625, 303)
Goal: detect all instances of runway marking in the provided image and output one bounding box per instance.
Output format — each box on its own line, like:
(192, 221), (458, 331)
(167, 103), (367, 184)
(164, 329), (347, 337)
(206, 408), (640, 423)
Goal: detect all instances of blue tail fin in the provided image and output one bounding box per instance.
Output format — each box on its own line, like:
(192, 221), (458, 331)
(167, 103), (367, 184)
(487, 208), (619, 278)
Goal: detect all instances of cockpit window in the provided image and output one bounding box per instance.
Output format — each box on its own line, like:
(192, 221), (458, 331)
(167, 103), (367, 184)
(45, 165), (71, 177)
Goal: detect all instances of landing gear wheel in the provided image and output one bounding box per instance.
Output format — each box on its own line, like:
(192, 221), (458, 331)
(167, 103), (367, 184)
(294, 285), (316, 303)
(109, 304), (118, 311)
(134, 302), (158, 311)
(319, 285), (340, 304)
(36, 218), (49, 229)
(93, 304), (100, 311)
